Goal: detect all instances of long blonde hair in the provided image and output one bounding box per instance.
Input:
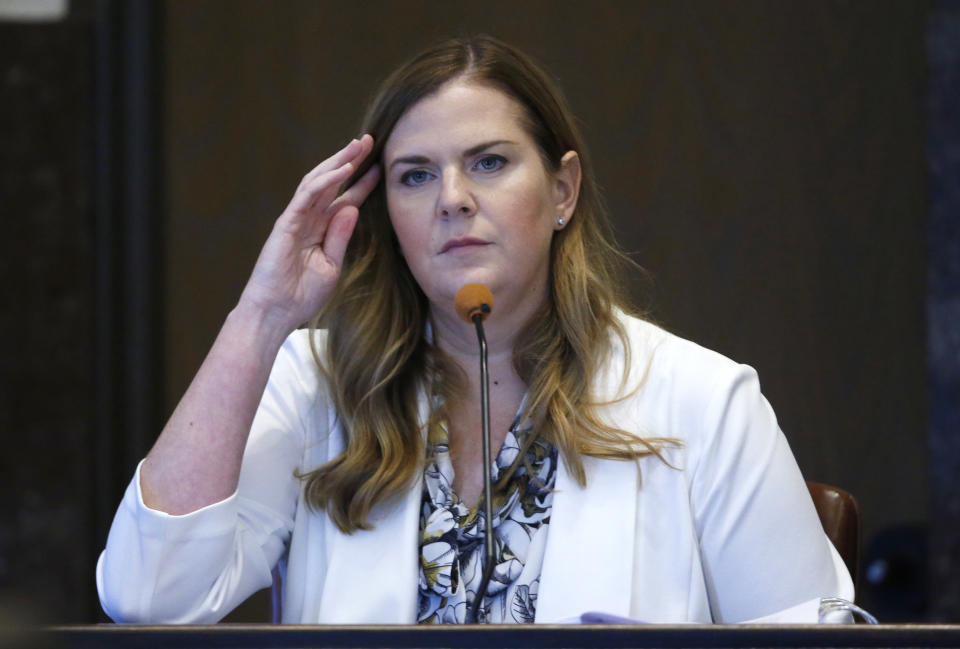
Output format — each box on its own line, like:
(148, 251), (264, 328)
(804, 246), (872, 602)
(304, 35), (672, 533)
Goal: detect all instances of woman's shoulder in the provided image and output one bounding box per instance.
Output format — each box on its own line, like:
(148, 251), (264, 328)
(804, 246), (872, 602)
(615, 311), (751, 389)
(282, 326), (325, 357)
(609, 312), (776, 465)
(268, 327), (331, 399)
(250, 327), (337, 457)
(611, 312), (767, 436)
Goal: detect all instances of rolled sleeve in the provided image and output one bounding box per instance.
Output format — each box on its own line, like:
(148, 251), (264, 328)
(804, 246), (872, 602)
(96, 330), (322, 623)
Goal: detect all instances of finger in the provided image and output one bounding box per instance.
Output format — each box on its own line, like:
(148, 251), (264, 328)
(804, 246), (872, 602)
(297, 138), (361, 190)
(331, 163), (381, 212)
(323, 204), (360, 268)
(286, 162), (355, 219)
(299, 134), (374, 190)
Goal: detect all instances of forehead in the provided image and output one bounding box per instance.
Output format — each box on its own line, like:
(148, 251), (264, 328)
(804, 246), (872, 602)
(384, 81), (531, 157)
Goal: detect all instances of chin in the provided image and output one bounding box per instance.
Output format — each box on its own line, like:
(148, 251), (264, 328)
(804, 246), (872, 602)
(422, 274), (498, 310)
(451, 271), (501, 294)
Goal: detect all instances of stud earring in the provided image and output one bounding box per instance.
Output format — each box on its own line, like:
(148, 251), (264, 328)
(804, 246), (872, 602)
(557, 217), (565, 227)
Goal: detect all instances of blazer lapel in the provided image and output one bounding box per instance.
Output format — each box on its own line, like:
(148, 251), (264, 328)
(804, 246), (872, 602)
(316, 395), (429, 623)
(536, 454), (639, 622)
(318, 478), (422, 622)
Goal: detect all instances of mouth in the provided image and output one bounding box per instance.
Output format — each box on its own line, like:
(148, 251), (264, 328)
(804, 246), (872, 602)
(439, 237), (491, 254)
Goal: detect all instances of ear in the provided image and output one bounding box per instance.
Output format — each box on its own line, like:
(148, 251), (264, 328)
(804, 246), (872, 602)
(552, 151), (581, 230)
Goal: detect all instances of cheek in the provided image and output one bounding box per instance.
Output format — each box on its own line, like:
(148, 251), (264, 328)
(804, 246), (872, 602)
(386, 195), (426, 258)
(498, 176), (555, 233)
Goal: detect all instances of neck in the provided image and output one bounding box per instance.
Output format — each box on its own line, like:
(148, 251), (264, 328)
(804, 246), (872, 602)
(429, 283), (547, 393)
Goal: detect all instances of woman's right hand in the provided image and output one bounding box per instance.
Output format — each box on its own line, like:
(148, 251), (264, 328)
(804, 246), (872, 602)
(238, 134), (380, 335)
(139, 136), (379, 516)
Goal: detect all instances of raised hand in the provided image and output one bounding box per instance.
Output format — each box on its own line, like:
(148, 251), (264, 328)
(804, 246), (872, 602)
(138, 136), (380, 516)
(239, 134), (380, 335)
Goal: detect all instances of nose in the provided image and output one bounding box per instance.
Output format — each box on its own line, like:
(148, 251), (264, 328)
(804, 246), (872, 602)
(437, 170), (476, 219)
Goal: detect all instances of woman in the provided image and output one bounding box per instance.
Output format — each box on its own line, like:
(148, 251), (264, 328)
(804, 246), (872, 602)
(97, 35), (853, 624)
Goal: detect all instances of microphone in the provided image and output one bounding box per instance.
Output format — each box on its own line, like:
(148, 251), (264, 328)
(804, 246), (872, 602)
(454, 283), (496, 623)
(454, 283), (493, 323)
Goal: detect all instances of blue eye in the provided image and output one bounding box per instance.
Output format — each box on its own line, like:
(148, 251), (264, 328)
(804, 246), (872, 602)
(400, 169), (432, 186)
(474, 155), (506, 172)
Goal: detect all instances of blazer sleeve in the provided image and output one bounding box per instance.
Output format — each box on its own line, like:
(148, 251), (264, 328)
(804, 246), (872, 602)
(685, 359), (855, 623)
(96, 331), (322, 623)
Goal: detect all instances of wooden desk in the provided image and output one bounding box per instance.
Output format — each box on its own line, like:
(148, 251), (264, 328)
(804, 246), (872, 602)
(43, 624), (960, 649)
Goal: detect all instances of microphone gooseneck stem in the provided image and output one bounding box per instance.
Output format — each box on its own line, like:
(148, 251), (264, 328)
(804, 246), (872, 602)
(469, 311), (496, 624)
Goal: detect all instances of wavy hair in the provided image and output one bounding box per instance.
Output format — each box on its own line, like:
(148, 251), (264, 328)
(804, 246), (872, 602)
(303, 35), (673, 533)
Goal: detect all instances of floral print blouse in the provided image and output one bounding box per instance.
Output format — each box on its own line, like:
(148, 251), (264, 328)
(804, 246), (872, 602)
(417, 405), (558, 624)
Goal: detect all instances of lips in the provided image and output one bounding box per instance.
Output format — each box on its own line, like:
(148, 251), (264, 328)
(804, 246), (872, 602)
(439, 237), (491, 254)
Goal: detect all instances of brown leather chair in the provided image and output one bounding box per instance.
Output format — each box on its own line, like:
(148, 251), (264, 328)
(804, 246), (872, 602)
(806, 481), (860, 586)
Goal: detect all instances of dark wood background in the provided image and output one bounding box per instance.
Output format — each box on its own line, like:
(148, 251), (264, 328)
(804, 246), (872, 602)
(2, 0), (954, 626)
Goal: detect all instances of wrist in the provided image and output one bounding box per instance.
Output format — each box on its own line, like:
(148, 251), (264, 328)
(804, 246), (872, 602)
(223, 301), (296, 356)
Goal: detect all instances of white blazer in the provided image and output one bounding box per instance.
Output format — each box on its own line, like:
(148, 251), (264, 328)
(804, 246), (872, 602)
(97, 315), (853, 624)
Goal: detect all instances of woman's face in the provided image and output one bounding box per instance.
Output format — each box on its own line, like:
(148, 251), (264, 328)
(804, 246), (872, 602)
(383, 80), (579, 319)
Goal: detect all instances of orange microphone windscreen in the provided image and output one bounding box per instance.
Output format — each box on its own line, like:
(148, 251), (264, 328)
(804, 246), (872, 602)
(454, 284), (494, 323)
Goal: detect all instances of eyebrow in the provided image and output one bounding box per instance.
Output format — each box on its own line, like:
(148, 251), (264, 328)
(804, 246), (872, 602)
(388, 139), (517, 171)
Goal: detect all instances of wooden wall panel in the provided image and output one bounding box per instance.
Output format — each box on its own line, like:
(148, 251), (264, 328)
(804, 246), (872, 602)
(0, 13), (97, 623)
(926, 2), (960, 623)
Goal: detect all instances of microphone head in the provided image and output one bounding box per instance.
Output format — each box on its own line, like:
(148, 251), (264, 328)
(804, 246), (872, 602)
(454, 283), (494, 323)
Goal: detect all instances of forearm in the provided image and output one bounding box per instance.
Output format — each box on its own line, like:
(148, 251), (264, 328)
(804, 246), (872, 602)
(139, 137), (377, 515)
(140, 303), (292, 515)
